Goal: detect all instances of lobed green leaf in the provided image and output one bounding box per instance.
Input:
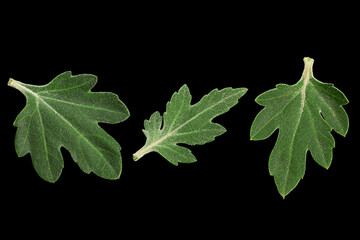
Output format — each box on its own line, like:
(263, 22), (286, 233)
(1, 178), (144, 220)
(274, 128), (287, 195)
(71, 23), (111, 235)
(133, 84), (247, 164)
(9, 72), (130, 182)
(250, 57), (349, 198)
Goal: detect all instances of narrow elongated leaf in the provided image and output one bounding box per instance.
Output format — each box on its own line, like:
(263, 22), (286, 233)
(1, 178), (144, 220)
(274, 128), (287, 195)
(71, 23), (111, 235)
(8, 72), (130, 182)
(250, 57), (349, 198)
(133, 84), (247, 165)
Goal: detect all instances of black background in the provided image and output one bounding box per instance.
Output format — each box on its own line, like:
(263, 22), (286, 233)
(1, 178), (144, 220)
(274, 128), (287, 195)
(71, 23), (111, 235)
(1, 3), (358, 221)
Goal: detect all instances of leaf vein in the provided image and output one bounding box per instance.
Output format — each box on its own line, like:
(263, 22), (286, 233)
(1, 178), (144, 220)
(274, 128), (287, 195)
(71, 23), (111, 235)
(310, 84), (344, 133)
(304, 103), (327, 166)
(252, 91), (301, 138)
(36, 102), (53, 178)
(38, 81), (90, 94)
(40, 95), (120, 115)
(18, 107), (38, 156)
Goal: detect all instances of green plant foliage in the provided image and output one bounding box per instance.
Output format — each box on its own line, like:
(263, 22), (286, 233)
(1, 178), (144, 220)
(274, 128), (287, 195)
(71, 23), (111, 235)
(8, 72), (129, 182)
(250, 57), (349, 198)
(133, 84), (247, 165)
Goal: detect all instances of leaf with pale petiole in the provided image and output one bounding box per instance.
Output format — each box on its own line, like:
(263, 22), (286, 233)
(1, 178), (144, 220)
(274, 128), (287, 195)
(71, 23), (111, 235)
(250, 57), (349, 198)
(8, 72), (130, 182)
(133, 84), (247, 165)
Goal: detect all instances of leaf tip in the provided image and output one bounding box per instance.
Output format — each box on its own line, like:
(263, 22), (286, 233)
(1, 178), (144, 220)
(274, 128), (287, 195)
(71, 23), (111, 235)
(179, 83), (190, 93)
(249, 134), (259, 141)
(279, 190), (287, 199)
(48, 179), (57, 184)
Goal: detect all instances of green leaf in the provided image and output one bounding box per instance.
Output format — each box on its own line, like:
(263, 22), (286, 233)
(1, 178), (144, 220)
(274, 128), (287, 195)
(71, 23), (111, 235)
(133, 84), (247, 165)
(8, 72), (130, 182)
(250, 57), (349, 198)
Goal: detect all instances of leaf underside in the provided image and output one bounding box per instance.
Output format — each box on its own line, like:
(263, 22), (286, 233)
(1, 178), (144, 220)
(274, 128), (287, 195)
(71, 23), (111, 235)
(250, 57), (349, 198)
(133, 84), (247, 165)
(9, 72), (130, 182)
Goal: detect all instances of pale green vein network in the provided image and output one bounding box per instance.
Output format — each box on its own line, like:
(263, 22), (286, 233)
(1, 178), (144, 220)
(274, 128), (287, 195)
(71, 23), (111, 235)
(133, 84), (247, 164)
(12, 81), (105, 158)
(250, 57), (349, 198)
(41, 95), (121, 115)
(8, 72), (129, 182)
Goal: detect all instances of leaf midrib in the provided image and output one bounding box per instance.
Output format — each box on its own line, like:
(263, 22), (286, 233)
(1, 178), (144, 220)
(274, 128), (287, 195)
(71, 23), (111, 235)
(278, 67), (312, 195)
(136, 90), (242, 157)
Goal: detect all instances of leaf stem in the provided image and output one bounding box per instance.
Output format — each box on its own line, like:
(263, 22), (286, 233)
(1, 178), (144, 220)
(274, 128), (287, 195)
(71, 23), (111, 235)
(302, 57), (314, 83)
(133, 147), (149, 161)
(8, 78), (36, 98)
(8, 78), (27, 93)
(8, 78), (19, 88)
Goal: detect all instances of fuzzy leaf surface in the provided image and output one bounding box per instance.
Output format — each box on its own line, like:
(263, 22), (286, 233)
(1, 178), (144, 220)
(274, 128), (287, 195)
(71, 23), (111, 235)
(9, 72), (129, 182)
(133, 84), (247, 165)
(250, 57), (349, 198)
